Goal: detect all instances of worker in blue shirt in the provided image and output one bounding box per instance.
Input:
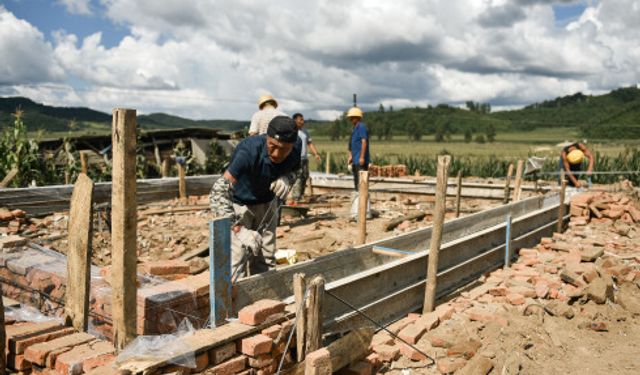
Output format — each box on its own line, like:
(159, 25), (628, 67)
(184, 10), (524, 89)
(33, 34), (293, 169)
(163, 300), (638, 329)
(209, 116), (301, 278)
(347, 107), (370, 190)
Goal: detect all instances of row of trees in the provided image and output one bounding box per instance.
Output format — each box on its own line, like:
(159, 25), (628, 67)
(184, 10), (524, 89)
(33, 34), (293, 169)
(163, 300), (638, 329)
(323, 103), (498, 142)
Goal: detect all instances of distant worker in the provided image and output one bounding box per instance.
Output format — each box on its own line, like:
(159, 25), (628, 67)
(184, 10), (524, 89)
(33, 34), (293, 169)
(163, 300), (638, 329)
(249, 94), (286, 136)
(560, 141), (594, 188)
(290, 113), (321, 203)
(347, 107), (370, 190)
(210, 116), (301, 278)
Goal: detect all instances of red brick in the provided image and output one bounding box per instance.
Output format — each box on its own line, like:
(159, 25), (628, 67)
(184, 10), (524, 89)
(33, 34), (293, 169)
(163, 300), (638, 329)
(248, 354), (273, 368)
(7, 354), (31, 371)
(261, 324), (282, 340)
(466, 308), (508, 327)
(142, 259), (191, 275)
(6, 321), (65, 353)
(24, 332), (96, 367)
(487, 286), (507, 297)
(458, 355), (494, 375)
(206, 355), (247, 375)
(12, 327), (76, 355)
(398, 342), (431, 362)
(535, 284), (549, 299)
(82, 353), (115, 373)
(435, 305), (455, 322)
(240, 334), (273, 356)
(506, 293), (525, 305)
(416, 312), (440, 331)
(337, 360), (372, 375)
(193, 352), (209, 373)
(238, 300), (286, 326)
(428, 333), (458, 348)
(370, 332), (394, 348)
(0, 234), (27, 248)
(372, 344), (400, 362)
(365, 353), (380, 367)
(437, 357), (467, 374)
(54, 340), (114, 375)
(446, 339), (481, 359)
(398, 323), (426, 345)
(305, 348), (331, 374)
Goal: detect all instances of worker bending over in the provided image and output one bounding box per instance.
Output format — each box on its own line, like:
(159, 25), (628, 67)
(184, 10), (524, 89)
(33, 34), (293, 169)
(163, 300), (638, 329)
(210, 116), (301, 278)
(560, 141), (594, 188)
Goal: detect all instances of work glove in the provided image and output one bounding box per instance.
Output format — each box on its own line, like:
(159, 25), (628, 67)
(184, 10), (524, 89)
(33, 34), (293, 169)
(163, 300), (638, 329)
(347, 164), (353, 173)
(235, 227), (263, 256)
(270, 176), (291, 200)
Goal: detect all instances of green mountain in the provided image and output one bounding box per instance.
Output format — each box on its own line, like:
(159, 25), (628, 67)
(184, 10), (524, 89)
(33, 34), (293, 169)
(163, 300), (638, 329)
(0, 96), (247, 134)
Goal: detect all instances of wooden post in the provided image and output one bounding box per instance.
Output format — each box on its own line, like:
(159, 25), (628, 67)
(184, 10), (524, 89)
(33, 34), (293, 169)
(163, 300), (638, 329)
(357, 170), (369, 245)
(209, 218), (232, 327)
(0, 168), (18, 188)
(306, 275), (325, 353)
(64, 171), (70, 185)
(65, 173), (94, 332)
(325, 152), (331, 175)
(455, 170), (462, 218)
(503, 163), (514, 204)
(423, 155), (450, 313)
(307, 175), (314, 197)
(0, 288), (6, 375)
(111, 108), (137, 350)
(293, 273), (307, 362)
(557, 180), (567, 233)
(161, 159), (170, 178)
(80, 151), (89, 175)
(513, 160), (524, 202)
(178, 163), (187, 203)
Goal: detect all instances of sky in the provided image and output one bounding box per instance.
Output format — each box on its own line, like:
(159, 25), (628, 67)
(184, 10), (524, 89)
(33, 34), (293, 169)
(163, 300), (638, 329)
(0, 0), (638, 121)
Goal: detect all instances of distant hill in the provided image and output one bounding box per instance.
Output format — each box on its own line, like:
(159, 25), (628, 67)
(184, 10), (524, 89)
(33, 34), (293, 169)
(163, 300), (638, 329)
(3, 86), (640, 139)
(0, 96), (247, 134)
(307, 86), (640, 140)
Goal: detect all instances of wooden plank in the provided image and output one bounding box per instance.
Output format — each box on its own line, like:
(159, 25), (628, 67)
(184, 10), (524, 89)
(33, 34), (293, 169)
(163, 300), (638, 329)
(65, 173), (94, 331)
(306, 276), (325, 353)
(178, 163), (186, 202)
(0, 286), (5, 375)
(111, 108), (138, 350)
(80, 151), (89, 175)
(424, 155), (450, 313)
(455, 170), (462, 218)
(0, 168), (17, 188)
(209, 218), (232, 327)
(558, 180), (567, 233)
(293, 273), (307, 362)
(357, 171), (369, 245)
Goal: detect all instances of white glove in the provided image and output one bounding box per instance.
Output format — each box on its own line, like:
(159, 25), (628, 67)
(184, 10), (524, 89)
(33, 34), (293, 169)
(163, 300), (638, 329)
(235, 227), (262, 255)
(347, 164), (353, 173)
(270, 176), (291, 199)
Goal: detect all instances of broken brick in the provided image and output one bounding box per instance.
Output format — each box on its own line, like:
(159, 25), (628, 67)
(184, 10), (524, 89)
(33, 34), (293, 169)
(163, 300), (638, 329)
(238, 299), (286, 326)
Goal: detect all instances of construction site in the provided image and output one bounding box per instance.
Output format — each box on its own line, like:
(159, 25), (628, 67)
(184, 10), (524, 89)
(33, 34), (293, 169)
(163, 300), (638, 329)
(0, 110), (639, 375)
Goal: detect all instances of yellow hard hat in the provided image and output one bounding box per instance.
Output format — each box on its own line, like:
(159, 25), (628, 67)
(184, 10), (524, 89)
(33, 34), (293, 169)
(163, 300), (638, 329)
(567, 149), (584, 165)
(347, 107), (363, 118)
(257, 95), (278, 109)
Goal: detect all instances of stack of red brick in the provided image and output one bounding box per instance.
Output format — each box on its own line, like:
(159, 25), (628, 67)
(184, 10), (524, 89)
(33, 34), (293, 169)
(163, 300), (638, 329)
(4, 319), (115, 375)
(569, 191), (640, 225)
(367, 164), (408, 178)
(363, 191), (640, 373)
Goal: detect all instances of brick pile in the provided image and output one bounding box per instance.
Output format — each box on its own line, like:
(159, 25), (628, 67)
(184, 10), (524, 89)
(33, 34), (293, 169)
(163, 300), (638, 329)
(367, 164), (408, 178)
(364, 191), (640, 373)
(4, 319), (116, 374)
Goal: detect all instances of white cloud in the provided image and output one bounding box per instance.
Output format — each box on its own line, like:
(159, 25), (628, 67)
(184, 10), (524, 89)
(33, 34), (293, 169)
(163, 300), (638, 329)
(0, 7), (65, 86)
(1, 1), (640, 121)
(58, 0), (92, 15)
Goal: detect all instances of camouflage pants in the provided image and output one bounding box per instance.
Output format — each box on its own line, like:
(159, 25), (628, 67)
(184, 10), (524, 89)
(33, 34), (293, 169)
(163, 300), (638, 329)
(291, 159), (309, 201)
(231, 200), (278, 279)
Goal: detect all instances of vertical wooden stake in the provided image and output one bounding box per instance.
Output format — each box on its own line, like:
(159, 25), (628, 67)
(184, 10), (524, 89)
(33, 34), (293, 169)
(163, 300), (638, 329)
(306, 276), (325, 353)
(504, 163), (514, 204)
(111, 108), (137, 350)
(209, 218), (232, 327)
(65, 171), (70, 185)
(325, 152), (331, 175)
(293, 273), (307, 362)
(557, 180), (567, 233)
(423, 155), (450, 313)
(178, 163), (187, 203)
(357, 170), (369, 245)
(307, 175), (314, 197)
(66, 173), (94, 332)
(80, 151), (89, 175)
(161, 159), (170, 178)
(513, 160), (524, 202)
(0, 289), (6, 375)
(455, 170), (462, 218)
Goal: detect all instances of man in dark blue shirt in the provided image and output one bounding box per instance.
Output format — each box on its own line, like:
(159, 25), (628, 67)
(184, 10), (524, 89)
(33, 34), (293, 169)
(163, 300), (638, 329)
(210, 116), (301, 278)
(347, 107), (370, 190)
